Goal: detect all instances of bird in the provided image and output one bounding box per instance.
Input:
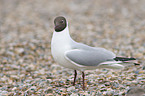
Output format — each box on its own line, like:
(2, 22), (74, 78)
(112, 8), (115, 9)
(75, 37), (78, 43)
(51, 16), (139, 90)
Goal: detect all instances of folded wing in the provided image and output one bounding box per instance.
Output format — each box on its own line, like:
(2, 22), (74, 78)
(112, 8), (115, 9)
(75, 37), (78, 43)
(65, 48), (116, 66)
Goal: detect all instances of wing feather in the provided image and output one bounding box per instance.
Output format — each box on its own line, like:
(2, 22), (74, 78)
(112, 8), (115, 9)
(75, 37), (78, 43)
(65, 48), (115, 66)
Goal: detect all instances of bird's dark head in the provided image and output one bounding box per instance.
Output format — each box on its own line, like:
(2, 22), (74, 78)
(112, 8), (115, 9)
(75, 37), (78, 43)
(54, 16), (67, 32)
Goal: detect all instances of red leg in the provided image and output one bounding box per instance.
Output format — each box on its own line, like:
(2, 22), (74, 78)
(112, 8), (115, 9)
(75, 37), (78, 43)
(82, 71), (85, 90)
(73, 70), (77, 86)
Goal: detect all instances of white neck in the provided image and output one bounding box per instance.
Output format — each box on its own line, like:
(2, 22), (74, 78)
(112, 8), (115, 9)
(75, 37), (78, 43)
(51, 24), (75, 47)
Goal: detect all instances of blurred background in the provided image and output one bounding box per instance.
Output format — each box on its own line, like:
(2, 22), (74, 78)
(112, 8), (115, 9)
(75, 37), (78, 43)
(0, 0), (145, 95)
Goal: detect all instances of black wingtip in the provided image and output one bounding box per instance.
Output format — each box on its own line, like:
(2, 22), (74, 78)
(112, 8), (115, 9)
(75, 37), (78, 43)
(114, 57), (136, 61)
(114, 57), (140, 65)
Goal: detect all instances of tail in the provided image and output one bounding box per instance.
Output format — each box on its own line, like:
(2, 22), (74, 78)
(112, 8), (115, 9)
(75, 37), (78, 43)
(98, 57), (140, 69)
(114, 57), (140, 65)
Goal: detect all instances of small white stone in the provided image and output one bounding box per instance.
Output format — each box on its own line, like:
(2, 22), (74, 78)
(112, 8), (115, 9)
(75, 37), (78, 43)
(70, 93), (78, 96)
(12, 87), (17, 91)
(67, 86), (75, 91)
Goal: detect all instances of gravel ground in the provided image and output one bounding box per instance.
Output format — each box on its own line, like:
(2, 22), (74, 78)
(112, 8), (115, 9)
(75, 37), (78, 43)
(0, 0), (145, 95)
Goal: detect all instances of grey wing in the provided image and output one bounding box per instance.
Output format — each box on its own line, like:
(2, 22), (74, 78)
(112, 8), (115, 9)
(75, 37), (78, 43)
(65, 48), (116, 66)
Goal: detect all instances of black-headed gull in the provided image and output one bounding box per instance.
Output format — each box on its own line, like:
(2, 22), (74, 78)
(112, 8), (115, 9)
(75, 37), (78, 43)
(51, 16), (139, 90)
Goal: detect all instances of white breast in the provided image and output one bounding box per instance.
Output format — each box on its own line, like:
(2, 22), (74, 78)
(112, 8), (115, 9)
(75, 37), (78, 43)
(51, 26), (80, 69)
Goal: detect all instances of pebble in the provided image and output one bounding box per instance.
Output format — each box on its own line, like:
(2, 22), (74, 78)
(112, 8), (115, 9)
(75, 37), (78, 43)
(44, 87), (53, 93)
(0, 91), (8, 95)
(67, 86), (75, 91)
(50, 64), (62, 71)
(139, 71), (145, 74)
(142, 66), (145, 70)
(137, 77), (143, 80)
(100, 88), (107, 92)
(70, 93), (78, 96)
(29, 86), (37, 91)
(127, 87), (145, 96)
(45, 93), (54, 96)
(10, 75), (19, 80)
(12, 87), (17, 91)
(15, 48), (25, 54)
(104, 82), (110, 86)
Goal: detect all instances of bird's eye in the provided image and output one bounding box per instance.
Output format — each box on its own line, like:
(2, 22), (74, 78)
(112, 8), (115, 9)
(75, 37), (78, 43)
(60, 20), (64, 23)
